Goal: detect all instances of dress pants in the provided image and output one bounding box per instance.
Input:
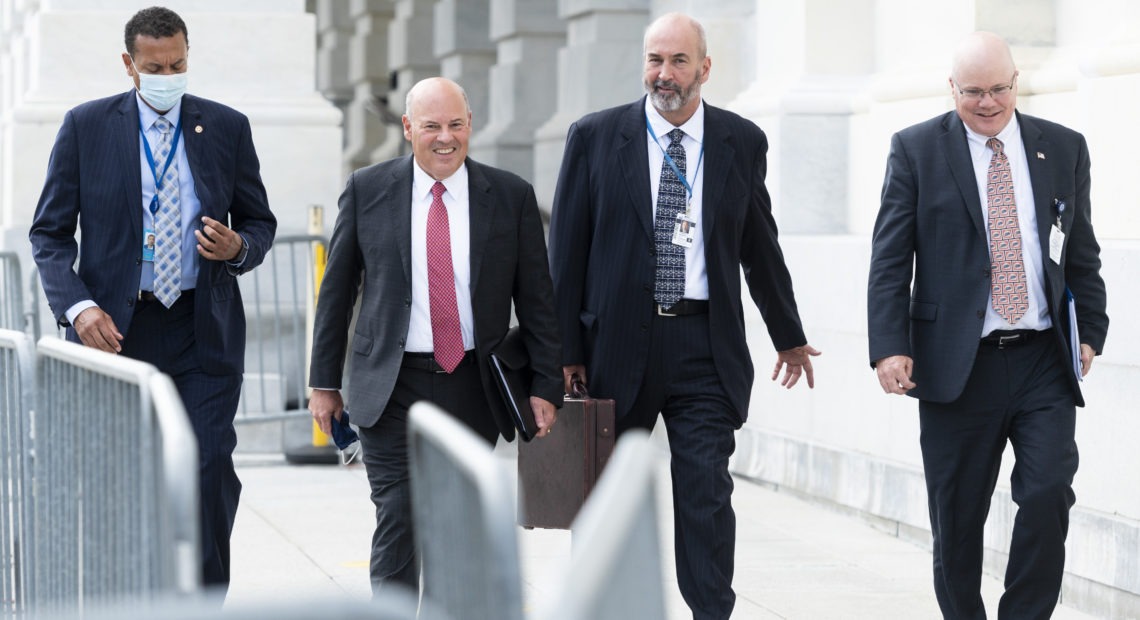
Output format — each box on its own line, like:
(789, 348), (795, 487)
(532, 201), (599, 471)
(919, 334), (1077, 620)
(356, 353), (498, 597)
(120, 290), (243, 589)
(618, 311), (741, 620)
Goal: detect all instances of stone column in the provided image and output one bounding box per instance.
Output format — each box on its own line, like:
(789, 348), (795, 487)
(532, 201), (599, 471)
(370, 0), (439, 163)
(532, 0), (649, 211)
(342, 0), (395, 174)
(433, 0), (495, 126)
(467, 0), (565, 182)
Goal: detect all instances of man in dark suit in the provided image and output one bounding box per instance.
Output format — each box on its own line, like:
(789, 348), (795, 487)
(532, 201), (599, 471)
(28, 7), (277, 589)
(868, 32), (1108, 619)
(548, 13), (819, 620)
(308, 77), (562, 595)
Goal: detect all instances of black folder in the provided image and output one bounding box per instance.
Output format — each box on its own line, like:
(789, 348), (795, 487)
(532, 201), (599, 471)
(488, 327), (540, 441)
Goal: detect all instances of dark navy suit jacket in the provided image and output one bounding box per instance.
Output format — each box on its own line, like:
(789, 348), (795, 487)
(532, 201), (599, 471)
(30, 91), (277, 375)
(868, 111), (1108, 405)
(548, 97), (808, 421)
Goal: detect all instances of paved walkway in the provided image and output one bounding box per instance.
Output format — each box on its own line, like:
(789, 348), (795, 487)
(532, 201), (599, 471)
(227, 447), (1095, 619)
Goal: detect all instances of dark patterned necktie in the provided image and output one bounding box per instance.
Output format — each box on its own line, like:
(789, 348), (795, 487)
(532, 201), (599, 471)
(653, 128), (687, 308)
(985, 137), (1028, 324)
(427, 182), (464, 372)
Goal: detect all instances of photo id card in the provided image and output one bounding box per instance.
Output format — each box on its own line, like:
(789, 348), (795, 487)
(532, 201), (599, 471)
(672, 212), (696, 248)
(1049, 224), (1065, 264)
(142, 228), (156, 262)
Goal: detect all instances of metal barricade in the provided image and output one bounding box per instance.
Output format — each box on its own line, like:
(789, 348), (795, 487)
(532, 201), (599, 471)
(0, 252), (25, 332)
(33, 592), (443, 620)
(236, 235), (326, 426)
(536, 430), (666, 620)
(1, 329), (36, 616)
(407, 402), (524, 620)
(31, 338), (200, 613)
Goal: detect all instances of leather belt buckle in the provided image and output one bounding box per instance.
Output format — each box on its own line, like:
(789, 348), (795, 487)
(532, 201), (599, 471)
(997, 334), (1022, 349)
(656, 304), (677, 317)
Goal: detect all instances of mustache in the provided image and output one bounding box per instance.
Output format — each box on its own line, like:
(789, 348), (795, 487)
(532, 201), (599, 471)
(653, 80), (681, 92)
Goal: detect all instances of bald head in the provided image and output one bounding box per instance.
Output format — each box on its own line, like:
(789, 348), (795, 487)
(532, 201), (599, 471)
(404, 77), (470, 123)
(951, 31), (1015, 83)
(644, 12), (707, 60)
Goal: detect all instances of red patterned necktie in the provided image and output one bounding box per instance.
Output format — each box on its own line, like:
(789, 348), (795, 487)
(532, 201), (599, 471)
(986, 137), (1028, 324)
(427, 181), (465, 373)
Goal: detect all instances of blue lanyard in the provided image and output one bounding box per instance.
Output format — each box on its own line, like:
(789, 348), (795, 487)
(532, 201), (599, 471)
(645, 114), (704, 207)
(138, 117), (183, 215)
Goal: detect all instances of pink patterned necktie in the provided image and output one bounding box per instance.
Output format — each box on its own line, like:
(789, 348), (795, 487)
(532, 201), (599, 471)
(427, 181), (464, 373)
(986, 137), (1028, 324)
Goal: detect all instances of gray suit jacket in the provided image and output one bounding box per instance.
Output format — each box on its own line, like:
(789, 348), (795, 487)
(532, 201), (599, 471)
(867, 111), (1108, 405)
(309, 156), (562, 438)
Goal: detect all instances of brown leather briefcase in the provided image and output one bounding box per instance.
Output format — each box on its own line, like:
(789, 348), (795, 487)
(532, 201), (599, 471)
(517, 381), (615, 529)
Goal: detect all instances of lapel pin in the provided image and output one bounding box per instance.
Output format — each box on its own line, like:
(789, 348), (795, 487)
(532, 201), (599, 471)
(1036, 151), (1045, 159)
(195, 125), (204, 134)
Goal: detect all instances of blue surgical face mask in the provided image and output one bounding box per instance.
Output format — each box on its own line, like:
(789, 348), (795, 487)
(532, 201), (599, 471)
(132, 61), (188, 112)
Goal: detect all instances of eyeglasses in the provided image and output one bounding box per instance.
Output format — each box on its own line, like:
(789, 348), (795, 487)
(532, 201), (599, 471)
(954, 73), (1018, 100)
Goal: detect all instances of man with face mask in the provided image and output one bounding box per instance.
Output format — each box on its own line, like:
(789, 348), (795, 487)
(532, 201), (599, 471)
(29, 6), (277, 591)
(548, 13), (819, 620)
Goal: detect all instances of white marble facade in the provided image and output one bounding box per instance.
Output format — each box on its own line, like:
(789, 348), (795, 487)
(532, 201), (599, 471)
(4, 0), (1139, 614)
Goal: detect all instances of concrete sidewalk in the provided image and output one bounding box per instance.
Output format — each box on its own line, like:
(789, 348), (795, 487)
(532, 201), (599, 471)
(226, 447), (1095, 619)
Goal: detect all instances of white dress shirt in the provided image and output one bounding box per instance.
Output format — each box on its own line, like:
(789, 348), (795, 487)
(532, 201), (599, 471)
(405, 160), (476, 353)
(646, 98), (709, 301)
(964, 116), (1051, 336)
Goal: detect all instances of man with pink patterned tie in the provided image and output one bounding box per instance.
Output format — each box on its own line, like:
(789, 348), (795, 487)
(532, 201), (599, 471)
(308, 77), (561, 596)
(868, 32), (1108, 619)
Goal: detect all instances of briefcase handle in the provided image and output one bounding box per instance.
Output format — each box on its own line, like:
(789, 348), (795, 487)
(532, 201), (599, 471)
(568, 374), (589, 399)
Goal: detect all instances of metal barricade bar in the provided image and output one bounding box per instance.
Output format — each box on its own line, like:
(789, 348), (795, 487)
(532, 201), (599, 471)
(0, 252), (25, 332)
(1, 329), (36, 616)
(32, 338), (200, 611)
(407, 402), (523, 620)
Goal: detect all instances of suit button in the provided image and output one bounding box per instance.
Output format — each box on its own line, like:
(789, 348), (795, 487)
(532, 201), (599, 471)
(127, 297), (135, 307)
(983, 269), (990, 278)
(398, 338), (405, 347)
(649, 249), (655, 256)
(404, 297), (411, 306)
(977, 310), (984, 319)
(136, 258), (142, 265)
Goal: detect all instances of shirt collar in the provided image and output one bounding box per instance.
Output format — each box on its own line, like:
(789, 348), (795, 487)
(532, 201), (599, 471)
(645, 97), (705, 146)
(412, 158), (469, 203)
(135, 90), (182, 132)
(962, 113), (1020, 150)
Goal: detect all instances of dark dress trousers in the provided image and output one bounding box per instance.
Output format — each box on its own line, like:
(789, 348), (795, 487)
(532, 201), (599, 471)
(308, 156), (562, 593)
(868, 110), (1108, 619)
(30, 90), (277, 587)
(549, 97), (807, 620)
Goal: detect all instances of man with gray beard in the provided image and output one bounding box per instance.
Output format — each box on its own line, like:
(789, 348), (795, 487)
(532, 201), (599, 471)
(548, 12), (819, 620)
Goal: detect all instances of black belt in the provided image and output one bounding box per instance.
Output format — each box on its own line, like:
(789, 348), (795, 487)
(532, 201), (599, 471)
(980, 329), (1046, 349)
(401, 351), (475, 373)
(137, 289), (194, 303)
(655, 299), (709, 317)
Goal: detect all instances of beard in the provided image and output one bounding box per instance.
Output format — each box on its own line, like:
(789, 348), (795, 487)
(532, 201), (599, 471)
(645, 73), (702, 113)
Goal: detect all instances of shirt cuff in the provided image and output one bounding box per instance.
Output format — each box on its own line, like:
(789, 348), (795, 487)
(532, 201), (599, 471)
(226, 234), (250, 268)
(64, 300), (98, 326)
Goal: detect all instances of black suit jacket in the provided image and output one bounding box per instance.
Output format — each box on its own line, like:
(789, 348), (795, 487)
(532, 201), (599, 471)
(868, 111), (1108, 405)
(308, 156), (563, 438)
(548, 97), (807, 421)
(29, 91), (277, 374)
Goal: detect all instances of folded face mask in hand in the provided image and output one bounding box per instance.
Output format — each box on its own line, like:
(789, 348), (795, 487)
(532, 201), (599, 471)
(331, 410), (359, 450)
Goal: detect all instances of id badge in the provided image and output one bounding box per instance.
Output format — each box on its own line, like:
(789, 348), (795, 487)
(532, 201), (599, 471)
(142, 227), (156, 262)
(672, 212), (696, 248)
(1049, 224), (1065, 264)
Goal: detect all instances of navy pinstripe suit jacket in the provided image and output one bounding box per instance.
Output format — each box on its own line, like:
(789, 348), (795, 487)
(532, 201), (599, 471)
(30, 90), (277, 375)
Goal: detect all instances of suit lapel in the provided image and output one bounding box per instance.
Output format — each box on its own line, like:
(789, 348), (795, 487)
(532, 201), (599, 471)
(939, 113), (986, 241)
(179, 95), (212, 216)
(700, 104), (733, 240)
(1018, 113), (1056, 269)
(617, 99), (654, 240)
(466, 159), (493, 295)
(387, 157), (415, 288)
(116, 92), (144, 248)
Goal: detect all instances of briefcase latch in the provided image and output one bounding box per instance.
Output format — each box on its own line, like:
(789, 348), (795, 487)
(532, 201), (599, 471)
(598, 424), (612, 438)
